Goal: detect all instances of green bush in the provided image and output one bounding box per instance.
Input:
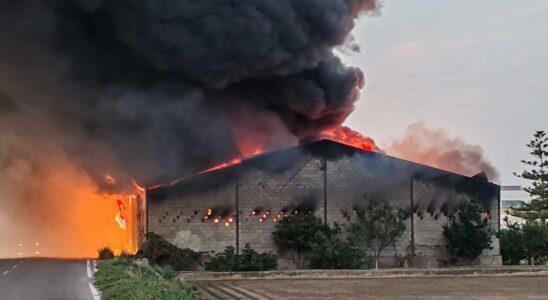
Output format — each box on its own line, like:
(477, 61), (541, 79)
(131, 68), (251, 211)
(521, 221), (548, 265)
(142, 232), (201, 271)
(98, 247), (115, 260)
(94, 259), (197, 300)
(499, 218), (548, 265)
(442, 199), (493, 261)
(310, 224), (368, 269)
(205, 244), (277, 272)
(272, 214), (325, 268)
(348, 200), (405, 269)
(498, 218), (526, 265)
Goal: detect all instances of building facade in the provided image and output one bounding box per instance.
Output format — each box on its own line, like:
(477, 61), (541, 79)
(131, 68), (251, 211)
(146, 140), (501, 268)
(500, 185), (532, 227)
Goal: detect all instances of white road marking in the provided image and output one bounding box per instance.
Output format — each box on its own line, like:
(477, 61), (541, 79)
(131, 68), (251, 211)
(1, 260), (24, 277)
(88, 282), (101, 300)
(86, 260), (92, 278)
(87, 260), (101, 300)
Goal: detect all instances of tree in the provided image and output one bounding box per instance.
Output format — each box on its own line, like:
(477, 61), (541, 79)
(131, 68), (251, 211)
(509, 131), (548, 222)
(272, 214), (325, 269)
(348, 200), (406, 269)
(443, 198), (493, 261)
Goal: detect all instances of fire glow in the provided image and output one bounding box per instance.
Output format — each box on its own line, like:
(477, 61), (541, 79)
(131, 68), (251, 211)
(321, 126), (380, 152)
(198, 126), (380, 175)
(6, 159), (139, 258)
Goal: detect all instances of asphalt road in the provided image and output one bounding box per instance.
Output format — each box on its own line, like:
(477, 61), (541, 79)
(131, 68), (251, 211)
(0, 258), (95, 300)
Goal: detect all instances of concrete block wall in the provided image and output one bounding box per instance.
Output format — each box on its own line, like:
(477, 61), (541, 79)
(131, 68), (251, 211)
(148, 185), (236, 253)
(147, 152), (501, 266)
(326, 156), (412, 262)
(238, 156), (323, 253)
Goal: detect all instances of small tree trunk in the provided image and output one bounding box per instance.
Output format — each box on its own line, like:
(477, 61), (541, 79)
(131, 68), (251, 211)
(530, 255), (535, 266)
(293, 252), (301, 269)
(375, 249), (382, 269)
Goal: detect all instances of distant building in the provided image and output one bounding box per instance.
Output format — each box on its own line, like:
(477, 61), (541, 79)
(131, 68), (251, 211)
(500, 185), (532, 227)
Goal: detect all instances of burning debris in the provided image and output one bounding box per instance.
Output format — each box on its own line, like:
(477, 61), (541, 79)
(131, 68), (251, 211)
(321, 126), (381, 152)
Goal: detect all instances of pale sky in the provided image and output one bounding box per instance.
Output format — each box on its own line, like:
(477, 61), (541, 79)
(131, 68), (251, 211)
(345, 0), (548, 185)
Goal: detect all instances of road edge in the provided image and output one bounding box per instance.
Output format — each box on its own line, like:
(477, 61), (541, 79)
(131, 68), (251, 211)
(87, 260), (101, 300)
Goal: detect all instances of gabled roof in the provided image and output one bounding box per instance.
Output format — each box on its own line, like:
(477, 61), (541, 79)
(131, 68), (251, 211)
(148, 139), (499, 201)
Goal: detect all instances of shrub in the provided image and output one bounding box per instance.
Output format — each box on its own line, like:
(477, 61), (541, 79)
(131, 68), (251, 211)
(520, 221), (548, 265)
(310, 224), (368, 269)
(204, 246), (237, 272)
(94, 258), (198, 300)
(238, 244), (278, 271)
(98, 247), (115, 260)
(142, 232), (201, 271)
(272, 214), (325, 268)
(205, 244), (277, 272)
(442, 198), (493, 261)
(498, 218), (526, 265)
(348, 200), (406, 269)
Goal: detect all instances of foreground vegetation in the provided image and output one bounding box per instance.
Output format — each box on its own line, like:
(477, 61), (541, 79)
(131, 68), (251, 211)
(443, 198), (493, 261)
(205, 244), (278, 272)
(94, 259), (198, 300)
(499, 218), (548, 265)
(499, 131), (548, 265)
(142, 232), (202, 271)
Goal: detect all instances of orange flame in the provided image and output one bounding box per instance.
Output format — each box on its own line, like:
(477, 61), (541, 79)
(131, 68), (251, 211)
(321, 126), (379, 152)
(199, 157), (243, 174)
(195, 126), (378, 175)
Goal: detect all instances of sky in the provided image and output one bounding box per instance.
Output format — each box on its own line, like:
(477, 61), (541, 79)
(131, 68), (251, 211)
(344, 0), (548, 186)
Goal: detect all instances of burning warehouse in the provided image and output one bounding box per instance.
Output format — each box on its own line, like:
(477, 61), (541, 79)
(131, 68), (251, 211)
(0, 1), (501, 260)
(145, 140), (501, 268)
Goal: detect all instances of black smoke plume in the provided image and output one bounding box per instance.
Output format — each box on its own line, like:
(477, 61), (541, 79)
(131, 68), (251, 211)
(0, 0), (380, 188)
(0, 1), (379, 256)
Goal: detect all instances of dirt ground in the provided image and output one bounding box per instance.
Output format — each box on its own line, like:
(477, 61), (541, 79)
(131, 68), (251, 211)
(196, 275), (548, 300)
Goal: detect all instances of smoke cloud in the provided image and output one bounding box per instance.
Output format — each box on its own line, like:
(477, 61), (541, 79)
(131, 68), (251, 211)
(0, 0), (380, 256)
(0, 0), (380, 187)
(384, 122), (499, 181)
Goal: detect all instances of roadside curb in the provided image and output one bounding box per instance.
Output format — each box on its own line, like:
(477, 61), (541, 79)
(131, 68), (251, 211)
(87, 260), (101, 300)
(180, 267), (548, 282)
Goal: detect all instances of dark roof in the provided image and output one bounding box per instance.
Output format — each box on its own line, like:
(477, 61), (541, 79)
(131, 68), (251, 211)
(148, 139), (499, 202)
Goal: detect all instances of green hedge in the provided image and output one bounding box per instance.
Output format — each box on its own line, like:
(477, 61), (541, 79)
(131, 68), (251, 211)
(93, 259), (197, 300)
(142, 232), (202, 271)
(205, 244), (277, 272)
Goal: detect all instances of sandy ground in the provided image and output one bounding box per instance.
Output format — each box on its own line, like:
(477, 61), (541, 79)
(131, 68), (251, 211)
(195, 275), (548, 300)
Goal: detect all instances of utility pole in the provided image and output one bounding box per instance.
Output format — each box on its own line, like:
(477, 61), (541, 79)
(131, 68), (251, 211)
(409, 178), (415, 257)
(235, 182), (240, 255)
(322, 158), (328, 226)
